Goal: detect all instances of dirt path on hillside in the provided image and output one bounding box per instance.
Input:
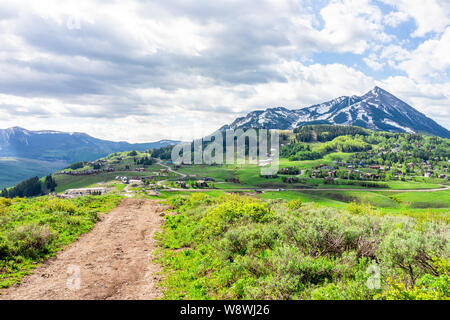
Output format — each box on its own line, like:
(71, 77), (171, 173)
(0, 199), (168, 300)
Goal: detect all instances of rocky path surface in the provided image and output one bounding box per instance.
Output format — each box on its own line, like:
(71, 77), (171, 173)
(0, 199), (167, 300)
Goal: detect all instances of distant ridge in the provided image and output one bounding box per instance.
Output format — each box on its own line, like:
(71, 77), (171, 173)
(0, 126), (180, 164)
(220, 87), (450, 138)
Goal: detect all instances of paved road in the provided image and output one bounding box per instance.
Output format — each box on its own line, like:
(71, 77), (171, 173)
(162, 185), (450, 193)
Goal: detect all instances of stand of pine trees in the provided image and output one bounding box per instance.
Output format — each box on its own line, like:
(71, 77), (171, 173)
(1, 175), (57, 199)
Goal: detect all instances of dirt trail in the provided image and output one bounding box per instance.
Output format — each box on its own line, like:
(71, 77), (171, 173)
(0, 199), (167, 300)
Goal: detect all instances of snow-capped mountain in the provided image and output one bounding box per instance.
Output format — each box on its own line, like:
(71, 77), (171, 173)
(220, 87), (450, 138)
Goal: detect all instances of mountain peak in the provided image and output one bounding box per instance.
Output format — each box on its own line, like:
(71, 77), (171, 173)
(221, 88), (450, 138)
(366, 86), (392, 97)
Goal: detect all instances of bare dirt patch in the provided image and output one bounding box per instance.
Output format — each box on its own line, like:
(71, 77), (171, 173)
(0, 199), (168, 300)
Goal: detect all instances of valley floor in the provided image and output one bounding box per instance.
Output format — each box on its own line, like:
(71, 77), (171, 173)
(0, 199), (166, 300)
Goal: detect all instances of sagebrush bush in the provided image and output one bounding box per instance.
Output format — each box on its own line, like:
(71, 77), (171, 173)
(286, 199), (303, 211)
(44, 198), (77, 214)
(378, 227), (448, 287)
(157, 193), (449, 300)
(6, 223), (57, 258)
(0, 197), (12, 216)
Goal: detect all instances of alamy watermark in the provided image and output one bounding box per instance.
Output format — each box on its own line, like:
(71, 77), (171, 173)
(171, 129), (280, 175)
(366, 263), (381, 290)
(66, 265), (81, 290)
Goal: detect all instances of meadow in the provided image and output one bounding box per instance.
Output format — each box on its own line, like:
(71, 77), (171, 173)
(156, 193), (449, 300)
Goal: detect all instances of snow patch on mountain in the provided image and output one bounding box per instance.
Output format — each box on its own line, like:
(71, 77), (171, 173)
(383, 119), (415, 134)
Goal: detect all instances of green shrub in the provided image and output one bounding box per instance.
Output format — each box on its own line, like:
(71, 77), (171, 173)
(200, 196), (271, 236)
(6, 223), (57, 259)
(286, 199), (303, 211)
(378, 228), (448, 287)
(381, 274), (449, 300)
(157, 193), (449, 300)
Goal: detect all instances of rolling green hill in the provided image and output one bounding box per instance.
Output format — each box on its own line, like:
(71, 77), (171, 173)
(0, 127), (179, 188)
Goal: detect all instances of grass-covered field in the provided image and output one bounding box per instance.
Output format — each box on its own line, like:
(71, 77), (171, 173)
(0, 195), (122, 288)
(54, 162), (167, 193)
(156, 193), (449, 300)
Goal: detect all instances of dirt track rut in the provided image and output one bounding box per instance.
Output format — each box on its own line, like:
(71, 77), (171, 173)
(0, 199), (167, 300)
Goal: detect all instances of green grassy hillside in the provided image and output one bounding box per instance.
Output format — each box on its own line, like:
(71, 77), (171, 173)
(156, 194), (449, 300)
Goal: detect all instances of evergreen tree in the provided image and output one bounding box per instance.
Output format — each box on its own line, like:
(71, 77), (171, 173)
(45, 175), (57, 192)
(1, 188), (8, 198)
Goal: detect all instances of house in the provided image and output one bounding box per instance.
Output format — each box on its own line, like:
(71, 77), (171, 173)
(176, 181), (187, 188)
(311, 170), (322, 178)
(60, 188), (109, 199)
(203, 177), (216, 182)
(196, 180), (209, 188)
(148, 190), (160, 196)
(327, 170), (337, 177)
(323, 177), (336, 184)
(283, 177), (299, 184)
(136, 168), (146, 172)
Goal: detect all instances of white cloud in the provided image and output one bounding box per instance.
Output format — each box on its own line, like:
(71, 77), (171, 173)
(0, 0), (448, 141)
(381, 0), (450, 37)
(384, 11), (410, 27)
(317, 0), (390, 54)
(390, 27), (450, 81)
(364, 54), (384, 71)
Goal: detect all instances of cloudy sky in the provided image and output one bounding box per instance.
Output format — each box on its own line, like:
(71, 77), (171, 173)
(0, 0), (449, 142)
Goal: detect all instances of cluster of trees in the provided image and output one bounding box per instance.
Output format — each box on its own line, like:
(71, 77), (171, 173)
(279, 167), (300, 175)
(66, 162), (85, 170)
(350, 134), (449, 172)
(135, 156), (156, 166)
(1, 175), (57, 199)
(281, 143), (322, 161)
(317, 136), (372, 154)
(294, 125), (368, 142)
(151, 145), (173, 160)
(282, 132), (373, 162)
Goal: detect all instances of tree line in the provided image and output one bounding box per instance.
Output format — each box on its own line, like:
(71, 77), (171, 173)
(1, 175), (57, 199)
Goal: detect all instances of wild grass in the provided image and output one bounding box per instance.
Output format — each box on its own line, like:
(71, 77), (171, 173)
(156, 194), (449, 300)
(0, 195), (122, 288)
